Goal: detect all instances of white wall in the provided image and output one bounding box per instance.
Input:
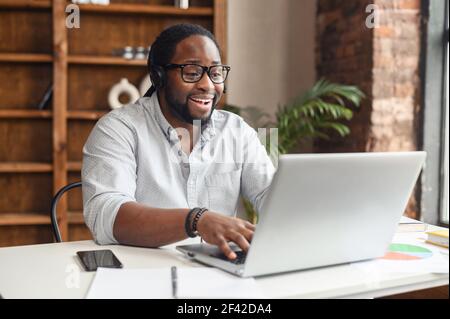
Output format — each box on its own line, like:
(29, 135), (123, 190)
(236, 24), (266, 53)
(227, 0), (316, 116)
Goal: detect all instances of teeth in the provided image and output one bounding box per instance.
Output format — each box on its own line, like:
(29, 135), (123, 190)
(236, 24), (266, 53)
(191, 98), (212, 104)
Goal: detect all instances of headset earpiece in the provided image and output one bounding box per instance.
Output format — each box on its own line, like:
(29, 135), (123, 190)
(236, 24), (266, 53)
(150, 65), (166, 89)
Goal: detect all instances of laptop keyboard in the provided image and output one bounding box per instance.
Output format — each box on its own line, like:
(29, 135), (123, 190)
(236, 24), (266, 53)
(215, 251), (247, 265)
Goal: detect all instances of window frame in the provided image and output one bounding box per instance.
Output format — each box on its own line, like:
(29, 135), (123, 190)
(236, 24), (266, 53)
(420, 0), (449, 226)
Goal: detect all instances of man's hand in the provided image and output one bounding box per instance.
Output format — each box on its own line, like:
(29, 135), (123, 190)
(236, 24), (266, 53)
(196, 211), (255, 260)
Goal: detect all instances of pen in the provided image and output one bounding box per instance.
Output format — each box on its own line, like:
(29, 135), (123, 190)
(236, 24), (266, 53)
(171, 266), (178, 299)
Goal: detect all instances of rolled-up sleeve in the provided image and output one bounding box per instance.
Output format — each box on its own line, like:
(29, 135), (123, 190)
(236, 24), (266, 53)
(82, 113), (137, 245)
(240, 123), (276, 214)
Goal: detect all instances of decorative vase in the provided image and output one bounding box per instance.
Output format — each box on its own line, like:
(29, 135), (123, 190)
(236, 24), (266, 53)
(108, 78), (140, 110)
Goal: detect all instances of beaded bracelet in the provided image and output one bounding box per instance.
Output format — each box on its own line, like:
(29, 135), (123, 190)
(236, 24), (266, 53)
(191, 208), (208, 237)
(184, 208), (200, 238)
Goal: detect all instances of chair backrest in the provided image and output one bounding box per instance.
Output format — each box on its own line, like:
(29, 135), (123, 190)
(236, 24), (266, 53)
(50, 181), (82, 242)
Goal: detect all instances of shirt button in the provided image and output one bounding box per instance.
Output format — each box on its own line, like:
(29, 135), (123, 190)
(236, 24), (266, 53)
(178, 150), (182, 156)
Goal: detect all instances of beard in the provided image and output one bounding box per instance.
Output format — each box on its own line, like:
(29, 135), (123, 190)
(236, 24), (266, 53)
(164, 85), (218, 127)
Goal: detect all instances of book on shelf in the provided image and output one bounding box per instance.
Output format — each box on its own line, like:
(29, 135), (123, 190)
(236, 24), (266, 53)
(37, 84), (53, 110)
(425, 229), (449, 248)
(397, 216), (428, 233)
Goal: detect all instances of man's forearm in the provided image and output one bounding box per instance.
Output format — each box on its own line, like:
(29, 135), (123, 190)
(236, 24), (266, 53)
(113, 201), (190, 248)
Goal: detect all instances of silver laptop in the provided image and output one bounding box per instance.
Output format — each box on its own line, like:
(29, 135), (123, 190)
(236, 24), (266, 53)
(176, 152), (426, 277)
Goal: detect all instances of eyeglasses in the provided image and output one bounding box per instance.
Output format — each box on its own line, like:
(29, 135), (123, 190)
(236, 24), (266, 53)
(164, 63), (231, 84)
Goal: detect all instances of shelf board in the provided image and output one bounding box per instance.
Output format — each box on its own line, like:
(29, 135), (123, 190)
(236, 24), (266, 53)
(0, 162), (53, 173)
(68, 211), (85, 224)
(68, 162), (82, 172)
(0, 0), (51, 10)
(0, 110), (108, 120)
(0, 213), (51, 226)
(77, 3), (213, 17)
(68, 55), (147, 66)
(0, 109), (52, 119)
(0, 53), (53, 63)
(67, 110), (108, 120)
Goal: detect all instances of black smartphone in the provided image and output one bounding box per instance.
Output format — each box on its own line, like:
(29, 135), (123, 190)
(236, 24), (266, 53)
(76, 249), (123, 272)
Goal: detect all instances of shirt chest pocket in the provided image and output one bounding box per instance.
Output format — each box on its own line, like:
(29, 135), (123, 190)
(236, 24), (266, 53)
(204, 169), (241, 215)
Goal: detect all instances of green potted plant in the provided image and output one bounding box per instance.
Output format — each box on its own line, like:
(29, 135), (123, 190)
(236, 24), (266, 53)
(224, 79), (365, 223)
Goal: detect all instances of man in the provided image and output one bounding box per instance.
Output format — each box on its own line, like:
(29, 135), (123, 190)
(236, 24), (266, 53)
(82, 24), (275, 260)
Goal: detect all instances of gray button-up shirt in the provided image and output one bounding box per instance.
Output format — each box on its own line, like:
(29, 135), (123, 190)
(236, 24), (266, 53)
(82, 93), (275, 245)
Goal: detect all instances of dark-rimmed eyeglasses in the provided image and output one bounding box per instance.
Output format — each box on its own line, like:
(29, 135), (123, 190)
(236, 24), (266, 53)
(164, 63), (231, 84)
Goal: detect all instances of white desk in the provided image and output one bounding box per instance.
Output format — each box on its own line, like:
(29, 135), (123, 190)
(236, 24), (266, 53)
(0, 234), (448, 299)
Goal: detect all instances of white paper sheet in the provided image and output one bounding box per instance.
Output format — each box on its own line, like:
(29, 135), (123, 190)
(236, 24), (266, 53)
(351, 232), (449, 274)
(86, 267), (264, 299)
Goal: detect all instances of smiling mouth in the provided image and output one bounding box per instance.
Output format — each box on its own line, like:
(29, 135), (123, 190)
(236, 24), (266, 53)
(188, 96), (215, 113)
(189, 97), (213, 105)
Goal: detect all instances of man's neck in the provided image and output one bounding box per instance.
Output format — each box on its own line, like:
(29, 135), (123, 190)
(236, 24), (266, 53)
(157, 91), (199, 153)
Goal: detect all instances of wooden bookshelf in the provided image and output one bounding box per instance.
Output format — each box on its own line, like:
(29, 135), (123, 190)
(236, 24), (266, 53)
(0, 53), (53, 63)
(67, 110), (108, 120)
(0, 0), (227, 246)
(68, 211), (85, 224)
(0, 0), (51, 10)
(0, 109), (52, 119)
(0, 213), (51, 226)
(68, 55), (147, 66)
(67, 161), (82, 172)
(77, 3), (213, 16)
(0, 163), (53, 173)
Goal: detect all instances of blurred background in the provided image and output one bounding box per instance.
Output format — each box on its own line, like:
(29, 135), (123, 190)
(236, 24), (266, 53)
(0, 0), (448, 246)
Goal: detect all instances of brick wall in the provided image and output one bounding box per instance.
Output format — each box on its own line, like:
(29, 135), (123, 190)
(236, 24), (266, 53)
(315, 0), (423, 217)
(369, 0), (422, 152)
(316, 0), (374, 152)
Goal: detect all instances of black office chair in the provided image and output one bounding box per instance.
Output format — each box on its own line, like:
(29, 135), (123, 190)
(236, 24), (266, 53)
(50, 181), (82, 243)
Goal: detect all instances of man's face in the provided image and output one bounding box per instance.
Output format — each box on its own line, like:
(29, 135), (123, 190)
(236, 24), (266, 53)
(163, 35), (224, 125)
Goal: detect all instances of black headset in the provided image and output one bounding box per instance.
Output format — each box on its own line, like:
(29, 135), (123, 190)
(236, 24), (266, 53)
(144, 47), (164, 97)
(150, 64), (166, 90)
